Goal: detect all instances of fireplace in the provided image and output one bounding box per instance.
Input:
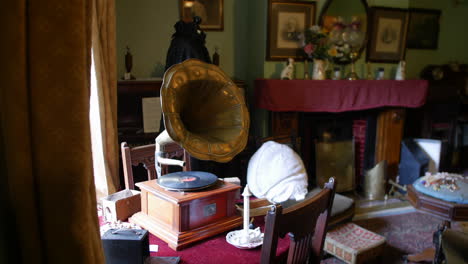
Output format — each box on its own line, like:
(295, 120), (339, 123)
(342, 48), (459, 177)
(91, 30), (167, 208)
(255, 79), (428, 192)
(301, 111), (378, 191)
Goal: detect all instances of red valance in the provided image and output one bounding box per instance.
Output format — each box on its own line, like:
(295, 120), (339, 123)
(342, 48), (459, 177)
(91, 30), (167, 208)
(255, 79), (428, 112)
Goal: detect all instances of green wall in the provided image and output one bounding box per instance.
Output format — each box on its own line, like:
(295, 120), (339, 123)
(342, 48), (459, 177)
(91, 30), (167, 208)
(116, 0), (242, 79)
(116, 0), (468, 137)
(406, 0), (468, 78)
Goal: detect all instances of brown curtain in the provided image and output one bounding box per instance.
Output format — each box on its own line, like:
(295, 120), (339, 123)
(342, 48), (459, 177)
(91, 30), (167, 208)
(91, 0), (119, 197)
(0, 1), (104, 263)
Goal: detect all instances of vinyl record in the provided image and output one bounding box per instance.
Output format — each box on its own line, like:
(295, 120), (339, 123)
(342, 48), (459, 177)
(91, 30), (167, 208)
(157, 171), (218, 191)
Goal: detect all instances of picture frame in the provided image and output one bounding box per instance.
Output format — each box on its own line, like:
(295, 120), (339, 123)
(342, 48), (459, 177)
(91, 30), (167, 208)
(406, 8), (441, 49)
(180, 0), (224, 31)
(267, 0), (316, 61)
(367, 7), (409, 63)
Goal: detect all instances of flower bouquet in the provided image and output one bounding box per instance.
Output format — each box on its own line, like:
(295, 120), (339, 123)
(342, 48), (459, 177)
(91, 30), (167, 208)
(299, 25), (329, 60)
(298, 26), (330, 80)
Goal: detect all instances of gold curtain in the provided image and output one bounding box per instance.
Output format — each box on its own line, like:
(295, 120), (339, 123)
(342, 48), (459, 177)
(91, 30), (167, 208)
(0, 0), (104, 263)
(91, 0), (119, 197)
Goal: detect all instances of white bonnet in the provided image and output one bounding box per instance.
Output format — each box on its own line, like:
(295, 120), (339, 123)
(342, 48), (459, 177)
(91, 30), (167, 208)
(247, 141), (308, 203)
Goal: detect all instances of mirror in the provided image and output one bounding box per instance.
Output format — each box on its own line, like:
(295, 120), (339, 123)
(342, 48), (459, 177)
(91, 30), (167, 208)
(318, 0), (368, 66)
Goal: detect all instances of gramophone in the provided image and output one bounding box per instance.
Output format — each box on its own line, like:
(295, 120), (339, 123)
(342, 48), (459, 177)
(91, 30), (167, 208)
(155, 58), (250, 183)
(130, 59), (250, 250)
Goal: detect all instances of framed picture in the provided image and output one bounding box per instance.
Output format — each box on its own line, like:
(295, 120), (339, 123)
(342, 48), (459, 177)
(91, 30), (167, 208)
(180, 0), (224, 31)
(406, 8), (441, 49)
(367, 7), (409, 63)
(267, 0), (316, 61)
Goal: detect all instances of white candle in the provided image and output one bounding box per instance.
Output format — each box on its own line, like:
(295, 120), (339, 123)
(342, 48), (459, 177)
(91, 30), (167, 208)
(242, 184), (251, 242)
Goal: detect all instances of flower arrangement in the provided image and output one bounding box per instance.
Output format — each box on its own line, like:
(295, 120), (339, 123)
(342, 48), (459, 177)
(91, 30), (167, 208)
(326, 17), (365, 64)
(327, 43), (352, 64)
(299, 25), (329, 61)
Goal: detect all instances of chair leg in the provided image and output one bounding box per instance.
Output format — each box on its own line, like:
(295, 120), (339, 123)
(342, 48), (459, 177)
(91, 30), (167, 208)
(405, 221), (450, 263)
(433, 222), (450, 264)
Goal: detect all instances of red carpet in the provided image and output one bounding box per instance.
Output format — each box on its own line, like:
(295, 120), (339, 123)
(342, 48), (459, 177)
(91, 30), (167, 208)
(146, 216), (289, 264)
(99, 213), (289, 264)
(100, 209), (441, 264)
(322, 212), (442, 264)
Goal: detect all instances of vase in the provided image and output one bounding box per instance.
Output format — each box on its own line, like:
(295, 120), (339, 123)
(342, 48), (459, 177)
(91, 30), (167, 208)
(312, 59), (328, 80)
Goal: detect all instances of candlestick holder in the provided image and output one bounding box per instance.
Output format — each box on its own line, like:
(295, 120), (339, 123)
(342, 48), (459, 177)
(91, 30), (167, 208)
(346, 52), (359, 80)
(226, 227), (264, 249)
(226, 185), (264, 249)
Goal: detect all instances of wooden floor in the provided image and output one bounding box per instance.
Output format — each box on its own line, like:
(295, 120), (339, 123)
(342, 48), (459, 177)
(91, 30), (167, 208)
(342, 191), (416, 220)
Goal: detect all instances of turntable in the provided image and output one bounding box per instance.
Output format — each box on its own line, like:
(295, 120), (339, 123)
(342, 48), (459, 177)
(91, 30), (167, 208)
(156, 171), (218, 192)
(129, 174), (242, 250)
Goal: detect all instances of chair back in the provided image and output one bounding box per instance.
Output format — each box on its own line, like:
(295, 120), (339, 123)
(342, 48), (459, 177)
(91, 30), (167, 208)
(261, 177), (336, 264)
(120, 142), (191, 189)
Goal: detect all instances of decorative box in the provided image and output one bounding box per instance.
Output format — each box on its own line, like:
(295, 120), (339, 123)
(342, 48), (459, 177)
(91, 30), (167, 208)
(101, 228), (149, 264)
(101, 189), (141, 222)
(324, 223), (386, 264)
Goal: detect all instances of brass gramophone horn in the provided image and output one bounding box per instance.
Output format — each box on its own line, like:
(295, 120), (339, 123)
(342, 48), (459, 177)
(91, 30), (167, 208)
(155, 59), (250, 176)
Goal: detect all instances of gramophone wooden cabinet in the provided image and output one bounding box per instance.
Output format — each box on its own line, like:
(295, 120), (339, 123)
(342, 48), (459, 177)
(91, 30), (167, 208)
(129, 179), (242, 250)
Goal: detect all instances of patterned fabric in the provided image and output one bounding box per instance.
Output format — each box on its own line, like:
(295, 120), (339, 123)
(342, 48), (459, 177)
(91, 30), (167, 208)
(325, 223), (385, 264)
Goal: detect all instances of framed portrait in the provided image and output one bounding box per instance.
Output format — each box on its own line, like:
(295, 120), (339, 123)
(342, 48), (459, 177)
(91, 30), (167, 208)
(267, 0), (316, 61)
(367, 7), (409, 63)
(180, 0), (224, 31)
(406, 8), (441, 49)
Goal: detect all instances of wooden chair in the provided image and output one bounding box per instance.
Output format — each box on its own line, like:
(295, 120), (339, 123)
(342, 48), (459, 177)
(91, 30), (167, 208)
(261, 177), (337, 264)
(121, 142), (191, 190)
(256, 134), (302, 154)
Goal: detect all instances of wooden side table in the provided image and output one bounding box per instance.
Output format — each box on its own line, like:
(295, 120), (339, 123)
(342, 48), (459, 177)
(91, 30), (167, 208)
(406, 185), (468, 262)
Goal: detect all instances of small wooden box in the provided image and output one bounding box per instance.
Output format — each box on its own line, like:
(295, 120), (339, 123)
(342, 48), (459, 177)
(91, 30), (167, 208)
(130, 180), (242, 250)
(102, 189), (141, 222)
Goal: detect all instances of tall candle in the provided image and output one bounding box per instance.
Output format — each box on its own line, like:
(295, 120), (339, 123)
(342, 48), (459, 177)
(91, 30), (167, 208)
(242, 185), (251, 240)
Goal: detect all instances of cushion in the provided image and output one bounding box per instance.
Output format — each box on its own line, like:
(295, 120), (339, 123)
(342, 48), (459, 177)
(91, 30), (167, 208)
(413, 173), (468, 204)
(325, 223), (386, 264)
(247, 141), (308, 203)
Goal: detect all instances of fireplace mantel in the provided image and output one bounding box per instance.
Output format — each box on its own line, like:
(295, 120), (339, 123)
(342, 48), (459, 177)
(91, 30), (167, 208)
(254, 79), (428, 113)
(254, 79), (429, 189)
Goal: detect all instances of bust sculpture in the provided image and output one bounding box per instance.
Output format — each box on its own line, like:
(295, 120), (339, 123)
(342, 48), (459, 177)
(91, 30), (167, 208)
(164, 16), (212, 71)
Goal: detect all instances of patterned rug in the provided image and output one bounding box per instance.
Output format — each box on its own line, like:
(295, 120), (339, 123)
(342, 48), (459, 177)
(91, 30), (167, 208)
(322, 212), (441, 264)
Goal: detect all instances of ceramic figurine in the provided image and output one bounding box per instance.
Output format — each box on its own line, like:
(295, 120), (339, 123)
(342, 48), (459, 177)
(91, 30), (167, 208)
(281, 58), (295, 80)
(395, 61), (406, 80)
